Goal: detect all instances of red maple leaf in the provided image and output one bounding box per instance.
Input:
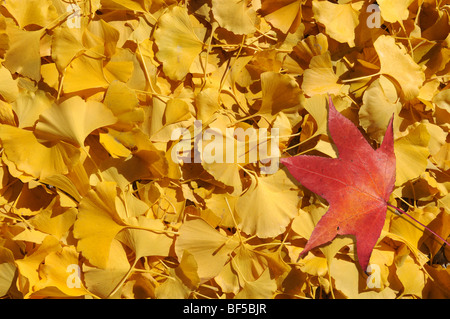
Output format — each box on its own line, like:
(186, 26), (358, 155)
(281, 96), (395, 271)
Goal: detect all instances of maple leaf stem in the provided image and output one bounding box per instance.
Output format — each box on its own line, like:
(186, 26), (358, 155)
(387, 203), (450, 247)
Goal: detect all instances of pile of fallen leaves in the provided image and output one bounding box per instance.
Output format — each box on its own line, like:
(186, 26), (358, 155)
(0, 0), (449, 299)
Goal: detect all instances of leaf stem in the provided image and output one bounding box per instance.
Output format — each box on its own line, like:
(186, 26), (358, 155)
(387, 203), (449, 246)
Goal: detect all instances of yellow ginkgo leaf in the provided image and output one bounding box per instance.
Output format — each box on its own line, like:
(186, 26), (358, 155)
(63, 55), (109, 93)
(34, 246), (91, 298)
(360, 76), (402, 143)
(4, 27), (42, 81)
(377, 0), (414, 23)
(103, 80), (144, 130)
(82, 239), (131, 298)
(3, 0), (58, 29)
(329, 257), (397, 299)
(107, 128), (168, 178)
(394, 124), (430, 186)
(99, 132), (133, 158)
(164, 98), (192, 125)
(35, 96), (117, 147)
(302, 52), (343, 96)
(0, 66), (18, 103)
(104, 60), (134, 83)
(175, 218), (240, 282)
(312, 0), (364, 47)
(389, 207), (435, 259)
(374, 35), (425, 101)
(117, 217), (173, 260)
(0, 247), (16, 298)
(235, 169), (300, 238)
(12, 90), (53, 129)
(30, 206), (77, 240)
(261, 0), (302, 34)
(0, 124), (80, 180)
(73, 181), (126, 269)
(154, 6), (204, 80)
(234, 269), (277, 299)
(291, 33), (329, 71)
(15, 236), (61, 297)
(51, 26), (85, 71)
(211, 0), (257, 35)
(258, 72), (302, 123)
(155, 268), (191, 299)
(302, 94), (328, 137)
(396, 254), (426, 298)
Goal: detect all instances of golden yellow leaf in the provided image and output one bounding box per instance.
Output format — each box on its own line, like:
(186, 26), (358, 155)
(117, 216), (173, 259)
(103, 80), (144, 130)
(211, 0), (257, 35)
(302, 52), (343, 96)
(374, 35), (425, 101)
(312, 1), (363, 47)
(261, 0), (302, 34)
(63, 55), (109, 92)
(0, 247), (16, 298)
(12, 90), (53, 129)
(360, 76), (402, 143)
(0, 66), (18, 102)
(73, 182), (126, 268)
(259, 72), (302, 123)
(175, 218), (240, 282)
(34, 246), (90, 297)
(35, 96), (117, 147)
(394, 124), (430, 186)
(83, 239), (131, 298)
(3, 27), (42, 81)
(377, 0), (415, 23)
(235, 169), (300, 238)
(154, 6), (204, 80)
(234, 269), (277, 299)
(0, 124), (80, 180)
(3, 0), (57, 29)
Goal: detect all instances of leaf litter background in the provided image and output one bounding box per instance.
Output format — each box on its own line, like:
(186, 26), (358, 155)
(0, 0), (449, 299)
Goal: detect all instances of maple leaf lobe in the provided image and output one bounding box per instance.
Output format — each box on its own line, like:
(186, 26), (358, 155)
(281, 96), (396, 271)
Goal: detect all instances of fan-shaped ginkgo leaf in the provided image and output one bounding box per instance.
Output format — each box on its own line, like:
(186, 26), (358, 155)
(117, 217), (173, 260)
(63, 55), (110, 93)
(377, 0), (415, 23)
(259, 71), (302, 122)
(374, 35), (425, 101)
(154, 6), (204, 80)
(302, 52), (343, 96)
(104, 80), (144, 130)
(235, 169), (300, 238)
(73, 181), (126, 269)
(51, 27), (85, 71)
(3, 0), (57, 29)
(12, 90), (53, 129)
(0, 125), (80, 180)
(82, 239), (131, 298)
(394, 124), (430, 186)
(211, 0), (257, 35)
(3, 27), (41, 81)
(35, 96), (117, 147)
(261, 0), (302, 34)
(35, 246), (90, 297)
(175, 218), (240, 282)
(312, 0), (363, 47)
